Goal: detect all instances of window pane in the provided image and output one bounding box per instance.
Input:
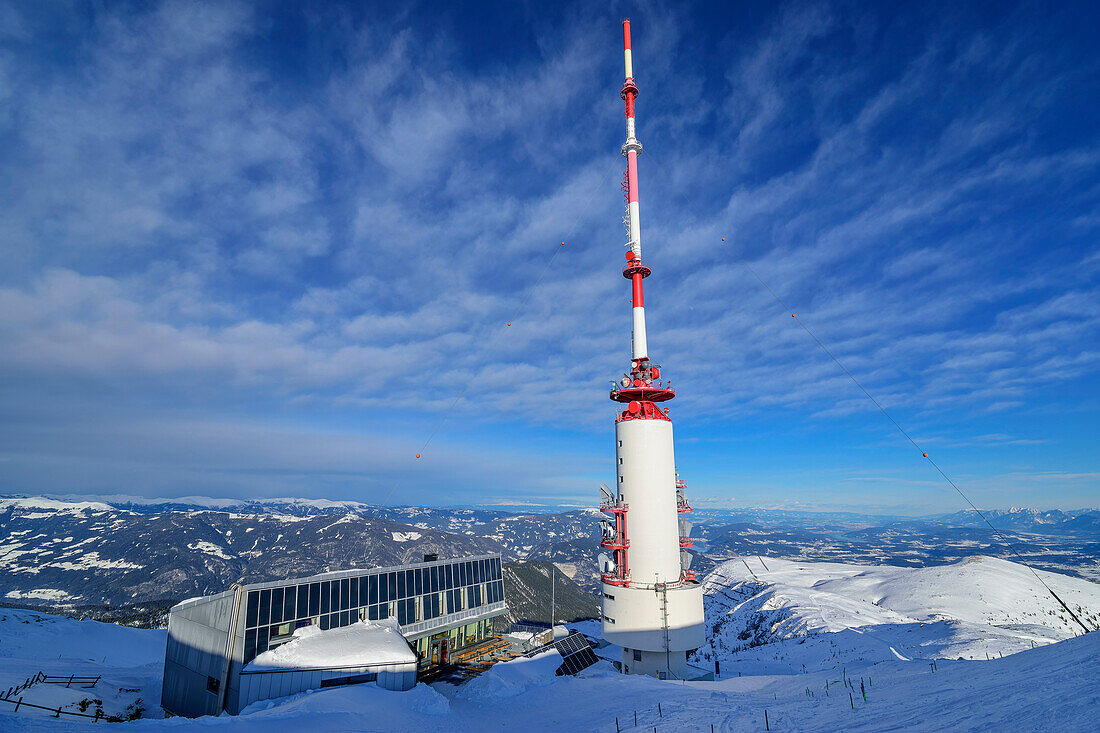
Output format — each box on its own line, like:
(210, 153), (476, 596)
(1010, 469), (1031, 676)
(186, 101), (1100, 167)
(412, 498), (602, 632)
(296, 585), (308, 619)
(270, 587), (284, 624)
(309, 583), (320, 616)
(258, 589), (271, 627)
(320, 614), (330, 631)
(246, 591), (259, 628)
(368, 575), (378, 605)
(283, 586), (296, 622)
(341, 578), (350, 610)
(414, 569), (424, 596)
(257, 625), (269, 656)
(330, 581), (341, 612)
(244, 628), (257, 663)
(321, 581), (330, 614)
(388, 572), (397, 600)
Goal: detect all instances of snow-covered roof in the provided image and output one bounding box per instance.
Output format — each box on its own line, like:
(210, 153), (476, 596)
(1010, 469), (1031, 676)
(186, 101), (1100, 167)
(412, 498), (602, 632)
(244, 618), (416, 672)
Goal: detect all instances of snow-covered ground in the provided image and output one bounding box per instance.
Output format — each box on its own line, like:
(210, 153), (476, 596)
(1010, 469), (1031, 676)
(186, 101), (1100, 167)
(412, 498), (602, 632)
(1, 556), (1097, 731)
(0, 609), (165, 723)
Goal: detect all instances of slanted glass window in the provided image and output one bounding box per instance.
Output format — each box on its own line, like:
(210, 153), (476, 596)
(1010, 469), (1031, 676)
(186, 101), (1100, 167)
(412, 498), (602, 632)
(246, 591), (259, 628)
(321, 581), (331, 614)
(308, 583), (320, 616)
(414, 568), (424, 595)
(368, 575), (378, 605)
(245, 628), (257, 663)
(387, 572), (397, 601)
(329, 581), (340, 613)
(258, 589), (271, 628)
(256, 625), (269, 656)
(341, 578), (350, 610)
(283, 586), (296, 622)
(296, 585), (308, 619)
(350, 576), (360, 607)
(271, 587), (284, 624)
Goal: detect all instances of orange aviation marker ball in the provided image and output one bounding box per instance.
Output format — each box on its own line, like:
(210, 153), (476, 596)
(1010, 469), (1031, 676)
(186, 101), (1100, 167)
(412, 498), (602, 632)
(416, 454), (420, 458)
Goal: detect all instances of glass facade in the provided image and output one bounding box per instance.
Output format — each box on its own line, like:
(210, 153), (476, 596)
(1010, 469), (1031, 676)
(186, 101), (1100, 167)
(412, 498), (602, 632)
(241, 556), (505, 664)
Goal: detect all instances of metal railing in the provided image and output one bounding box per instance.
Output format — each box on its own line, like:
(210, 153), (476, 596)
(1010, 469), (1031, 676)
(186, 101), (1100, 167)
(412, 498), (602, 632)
(402, 600), (507, 638)
(0, 671), (113, 722)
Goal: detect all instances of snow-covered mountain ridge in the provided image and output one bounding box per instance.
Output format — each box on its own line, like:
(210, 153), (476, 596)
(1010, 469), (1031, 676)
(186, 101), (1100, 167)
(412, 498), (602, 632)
(693, 555), (1099, 673)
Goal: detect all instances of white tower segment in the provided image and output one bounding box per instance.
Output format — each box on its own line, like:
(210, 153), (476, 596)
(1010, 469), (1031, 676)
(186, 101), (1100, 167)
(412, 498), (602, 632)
(600, 19), (706, 680)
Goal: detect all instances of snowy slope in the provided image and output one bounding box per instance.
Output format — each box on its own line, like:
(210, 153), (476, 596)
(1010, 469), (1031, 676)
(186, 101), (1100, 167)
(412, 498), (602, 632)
(0, 609), (166, 722)
(0, 607), (1096, 731)
(693, 555), (1099, 672)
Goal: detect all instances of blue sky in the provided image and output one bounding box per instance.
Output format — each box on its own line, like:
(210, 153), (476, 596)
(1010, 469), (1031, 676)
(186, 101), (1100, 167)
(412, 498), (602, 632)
(0, 1), (1097, 513)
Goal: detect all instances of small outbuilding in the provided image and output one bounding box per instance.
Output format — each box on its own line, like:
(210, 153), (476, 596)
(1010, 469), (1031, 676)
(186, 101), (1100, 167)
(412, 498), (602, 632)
(237, 617), (417, 707)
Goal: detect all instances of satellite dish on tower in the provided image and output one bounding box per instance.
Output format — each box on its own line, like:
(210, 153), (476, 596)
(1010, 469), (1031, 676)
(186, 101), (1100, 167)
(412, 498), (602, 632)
(599, 483), (615, 505)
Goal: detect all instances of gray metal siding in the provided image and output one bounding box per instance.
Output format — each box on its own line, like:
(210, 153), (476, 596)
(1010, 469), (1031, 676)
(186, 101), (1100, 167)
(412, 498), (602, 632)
(161, 590), (238, 718)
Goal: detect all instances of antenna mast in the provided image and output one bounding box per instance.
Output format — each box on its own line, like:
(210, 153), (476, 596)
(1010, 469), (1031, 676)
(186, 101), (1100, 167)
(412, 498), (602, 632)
(621, 19), (648, 361)
(599, 19), (705, 680)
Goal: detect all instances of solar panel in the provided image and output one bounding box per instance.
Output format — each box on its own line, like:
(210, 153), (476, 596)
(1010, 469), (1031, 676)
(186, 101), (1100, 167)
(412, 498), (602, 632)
(523, 632), (599, 676)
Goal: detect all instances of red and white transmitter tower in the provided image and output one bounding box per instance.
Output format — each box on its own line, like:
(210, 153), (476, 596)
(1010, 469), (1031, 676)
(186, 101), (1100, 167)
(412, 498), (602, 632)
(598, 19), (705, 678)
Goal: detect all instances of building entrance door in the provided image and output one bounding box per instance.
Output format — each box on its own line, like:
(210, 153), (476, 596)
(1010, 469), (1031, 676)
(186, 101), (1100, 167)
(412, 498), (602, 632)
(434, 638), (449, 665)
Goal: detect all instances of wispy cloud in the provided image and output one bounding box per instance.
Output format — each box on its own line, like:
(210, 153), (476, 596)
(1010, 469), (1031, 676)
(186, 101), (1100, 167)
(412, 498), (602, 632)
(0, 1), (1097, 508)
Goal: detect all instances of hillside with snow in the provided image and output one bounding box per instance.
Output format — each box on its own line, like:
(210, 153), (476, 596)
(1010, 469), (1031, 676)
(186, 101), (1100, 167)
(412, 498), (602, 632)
(692, 556), (1099, 674)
